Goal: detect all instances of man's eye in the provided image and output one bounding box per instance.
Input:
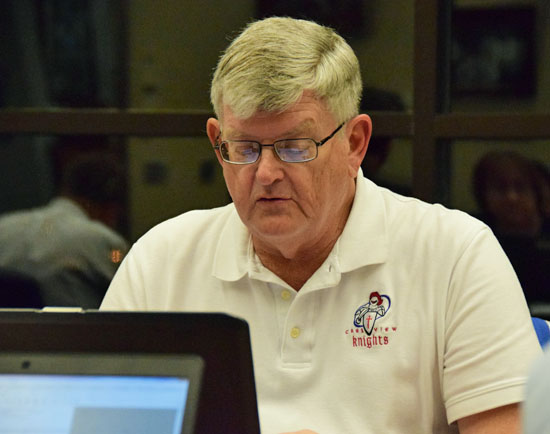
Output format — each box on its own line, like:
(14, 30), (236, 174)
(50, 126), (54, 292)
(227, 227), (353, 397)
(281, 140), (313, 152)
(235, 146), (256, 156)
(286, 148), (308, 155)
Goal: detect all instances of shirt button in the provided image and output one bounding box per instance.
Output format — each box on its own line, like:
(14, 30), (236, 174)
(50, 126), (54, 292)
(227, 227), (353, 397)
(290, 327), (301, 338)
(281, 290), (291, 300)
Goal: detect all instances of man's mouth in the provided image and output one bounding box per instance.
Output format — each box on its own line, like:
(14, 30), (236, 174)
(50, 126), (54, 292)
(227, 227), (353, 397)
(258, 197), (288, 203)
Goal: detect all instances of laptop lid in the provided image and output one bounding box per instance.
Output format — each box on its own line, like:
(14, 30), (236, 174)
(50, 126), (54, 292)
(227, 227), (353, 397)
(0, 310), (261, 434)
(0, 352), (203, 434)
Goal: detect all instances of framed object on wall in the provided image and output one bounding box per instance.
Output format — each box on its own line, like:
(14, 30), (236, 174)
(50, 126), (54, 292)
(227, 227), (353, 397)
(451, 6), (536, 97)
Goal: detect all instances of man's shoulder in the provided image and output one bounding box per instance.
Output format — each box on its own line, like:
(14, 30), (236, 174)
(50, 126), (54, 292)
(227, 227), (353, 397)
(0, 206), (42, 226)
(361, 181), (491, 254)
(74, 219), (128, 248)
(378, 185), (486, 231)
(120, 203), (240, 272)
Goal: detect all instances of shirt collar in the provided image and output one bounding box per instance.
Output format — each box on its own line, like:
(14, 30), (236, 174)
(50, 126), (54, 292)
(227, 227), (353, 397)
(212, 172), (389, 281)
(335, 173), (389, 272)
(212, 206), (250, 281)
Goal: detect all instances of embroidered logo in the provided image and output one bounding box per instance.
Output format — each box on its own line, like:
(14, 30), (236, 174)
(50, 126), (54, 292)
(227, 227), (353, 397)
(354, 291), (391, 335)
(344, 291), (396, 349)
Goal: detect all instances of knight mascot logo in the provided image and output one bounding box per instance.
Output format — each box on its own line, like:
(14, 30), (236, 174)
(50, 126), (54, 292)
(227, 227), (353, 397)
(353, 291), (391, 336)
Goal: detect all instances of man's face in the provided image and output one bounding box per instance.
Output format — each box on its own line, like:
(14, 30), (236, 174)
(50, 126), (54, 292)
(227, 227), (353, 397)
(208, 93), (360, 252)
(484, 167), (540, 235)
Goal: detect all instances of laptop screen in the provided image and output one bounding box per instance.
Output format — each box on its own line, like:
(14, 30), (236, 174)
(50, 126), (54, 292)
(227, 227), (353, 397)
(0, 311), (261, 434)
(0, 352), (203, 434)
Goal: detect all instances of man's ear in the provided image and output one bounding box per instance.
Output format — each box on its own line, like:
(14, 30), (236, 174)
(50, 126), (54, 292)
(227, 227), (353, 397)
(346, 114), (372, 177)
(206, 118), (224, 166)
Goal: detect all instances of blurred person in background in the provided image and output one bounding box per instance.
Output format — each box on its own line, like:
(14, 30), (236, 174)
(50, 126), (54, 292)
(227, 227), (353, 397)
(473, 151), (550, 304)
(0, 150), (128, 308)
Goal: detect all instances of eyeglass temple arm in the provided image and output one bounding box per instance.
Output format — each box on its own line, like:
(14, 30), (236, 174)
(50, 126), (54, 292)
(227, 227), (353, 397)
(318, 123), (344, 146)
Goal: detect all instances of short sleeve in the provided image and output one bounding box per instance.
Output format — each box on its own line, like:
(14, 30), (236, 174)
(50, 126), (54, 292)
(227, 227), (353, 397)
(442, 227), (542, 423)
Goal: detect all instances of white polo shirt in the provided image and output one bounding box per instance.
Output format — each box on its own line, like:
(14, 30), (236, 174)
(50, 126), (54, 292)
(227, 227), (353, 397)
(101, 175), (541, 434)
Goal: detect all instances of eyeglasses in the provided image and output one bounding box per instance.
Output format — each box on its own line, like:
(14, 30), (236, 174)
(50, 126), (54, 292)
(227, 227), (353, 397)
(214, 123), (345, 164)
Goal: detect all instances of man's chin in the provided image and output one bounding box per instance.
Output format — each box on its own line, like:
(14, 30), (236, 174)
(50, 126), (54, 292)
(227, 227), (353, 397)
(250, 217), (303, 240)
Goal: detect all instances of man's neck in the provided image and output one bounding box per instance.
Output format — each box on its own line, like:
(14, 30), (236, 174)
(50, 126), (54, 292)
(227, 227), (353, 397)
(252, 205), (351, 291)
(256, 238), (336, 290)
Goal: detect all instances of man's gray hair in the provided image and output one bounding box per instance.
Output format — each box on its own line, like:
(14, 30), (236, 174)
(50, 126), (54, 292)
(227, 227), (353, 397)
(210, 17), (362, 124)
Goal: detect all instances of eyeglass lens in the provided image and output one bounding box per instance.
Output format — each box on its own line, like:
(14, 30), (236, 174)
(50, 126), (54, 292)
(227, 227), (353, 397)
(221, 139), (317, 163)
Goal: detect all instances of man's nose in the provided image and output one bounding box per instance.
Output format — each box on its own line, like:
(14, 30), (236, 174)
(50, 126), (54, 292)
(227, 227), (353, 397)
(255, 147), (284, 184)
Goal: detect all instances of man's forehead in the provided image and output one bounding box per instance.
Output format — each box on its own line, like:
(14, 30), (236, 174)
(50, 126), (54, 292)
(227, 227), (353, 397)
(221, 106), (321, 132)
(220, 99), (333, 137)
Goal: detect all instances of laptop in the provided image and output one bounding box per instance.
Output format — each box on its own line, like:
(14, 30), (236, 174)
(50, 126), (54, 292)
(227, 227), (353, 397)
(0, 310), (261, 434)
(0, 352), (203, 434)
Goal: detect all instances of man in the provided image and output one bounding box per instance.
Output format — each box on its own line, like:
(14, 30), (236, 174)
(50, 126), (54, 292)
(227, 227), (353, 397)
(101, 17), (541, 433)
(0, 152), (128, 308)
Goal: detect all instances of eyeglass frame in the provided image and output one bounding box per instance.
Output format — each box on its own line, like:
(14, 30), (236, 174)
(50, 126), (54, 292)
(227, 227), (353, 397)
(213, 122), (345, 164)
